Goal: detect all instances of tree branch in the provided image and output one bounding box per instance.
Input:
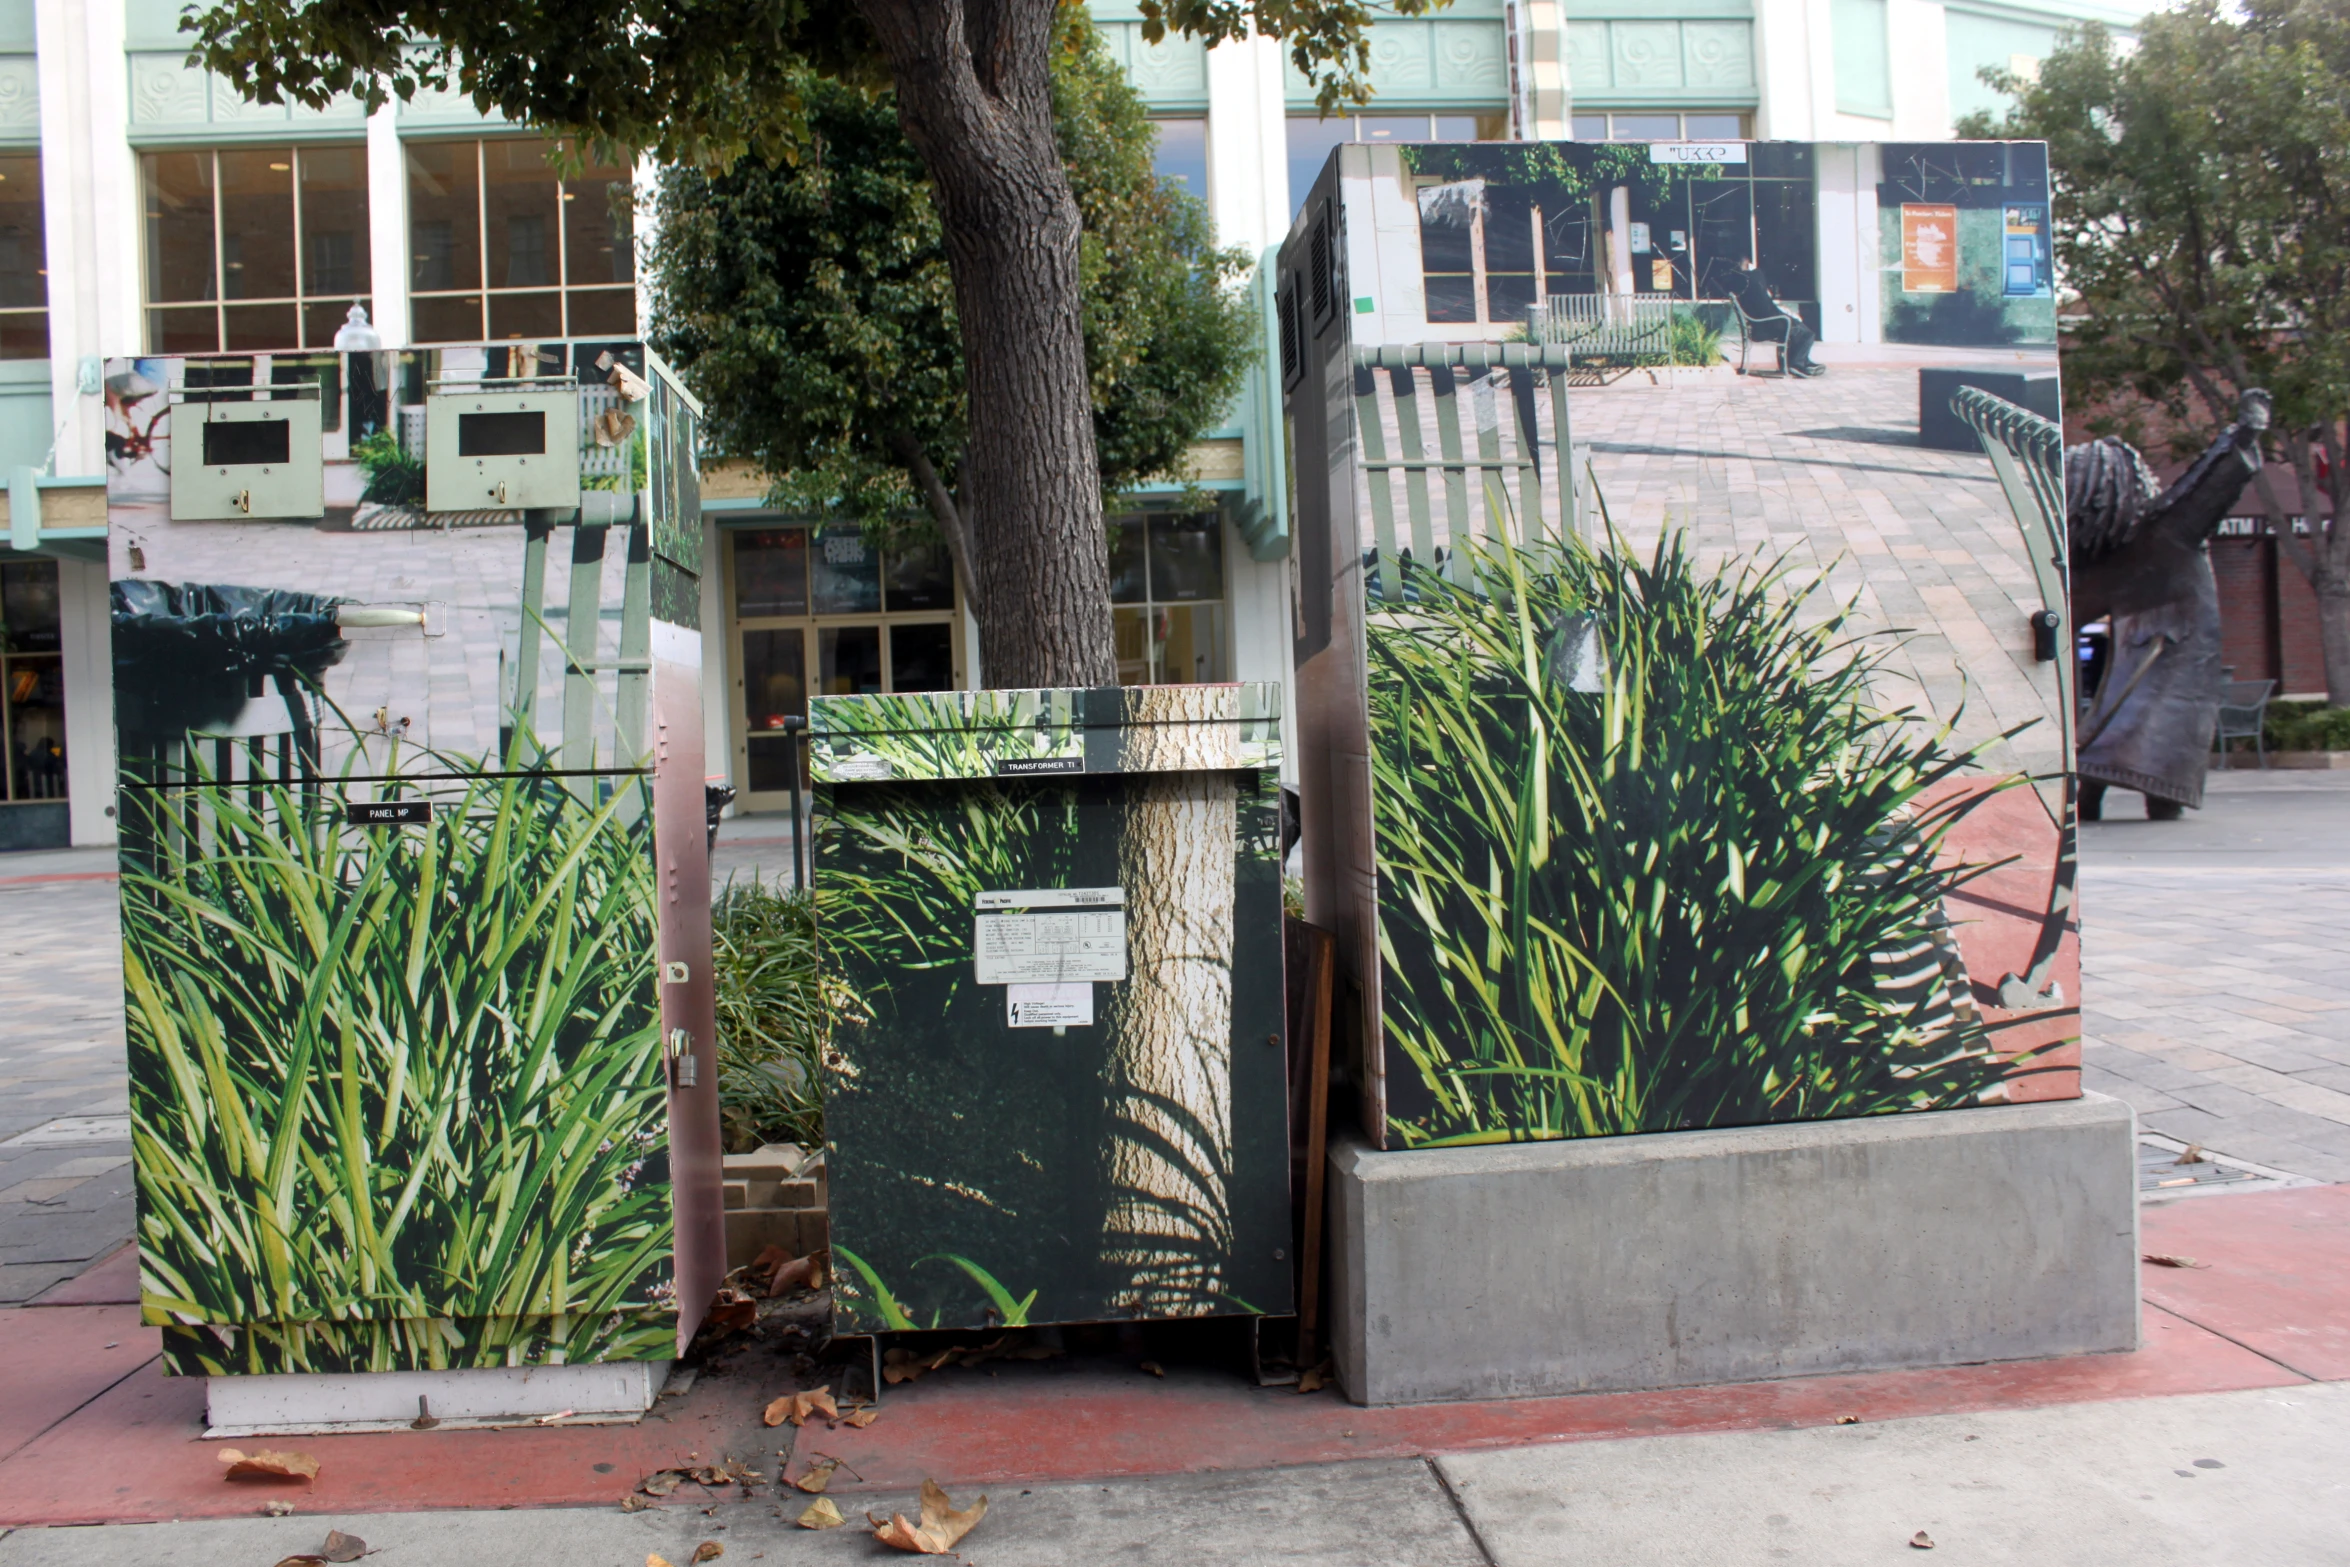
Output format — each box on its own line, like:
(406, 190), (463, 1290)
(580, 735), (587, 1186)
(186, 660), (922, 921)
(887, 427), (983, 613)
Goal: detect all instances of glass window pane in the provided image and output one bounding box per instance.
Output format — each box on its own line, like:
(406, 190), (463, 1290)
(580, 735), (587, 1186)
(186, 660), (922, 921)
(817, 624), (882, 695)
(741, 626), (806, 733)
(1682, 114), (1746, 140)
(1571, 114), (1607, 140)
(4, 653), (67, 802)
(887, 622), (954, 693)
(217, 149), (297, 301)
(222, 303), (299, 351)
(1751, 143), (1815, 179)
(1156, 603), (1223, 685)
(297, 144), (370, 301)
(0, 154), (47, 312)
(144, 151), (217, 305)
(1485, 190), (1537, 273)
(1285, 115), (1351, 217)
(1486, 273), (1536, 327)
(1107, 515), (1148, 604)
(1114, 605), (1152, 685)
(411, 294), (483, 344)
(1755, 180), (1817, 301)
(735, 528), (809, 618)
(884, 542), (953, 612)
(1543, 204), (1597, 292)
(1419, 186), (1475, 272)
(809, 527), (881, 614)
(1146, 513), (1223, 603)
(303, 298), (373, 350)
(1423, 273), (1477, 323)
(1357, 116), (1430, 142)
(1151, 118), (1208, 200)
(562, 159), (636, 287)
(484, 138), (561, 289)
(406, 140), (480, 293)
(488, 290), (561, 342)
(149, 306), (218, 354)
(0, 313), (44, 359)
(3, 560), (62, 647)
(1610, 114), (1681, 140)
(1692, 180), (1754, 298)
(564, 286), (638, 338)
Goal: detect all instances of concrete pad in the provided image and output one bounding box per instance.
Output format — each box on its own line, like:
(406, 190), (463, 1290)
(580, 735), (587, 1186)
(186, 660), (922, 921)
(0, 1306), (155, 1464)
(1331, 1097), (2141, 1405)
(0, 1458), (1486, 1567)
(1436, 1382), (2350, 1566)
(24, 1244), (135, 1307)
(2141, 1184), (2350, 1380)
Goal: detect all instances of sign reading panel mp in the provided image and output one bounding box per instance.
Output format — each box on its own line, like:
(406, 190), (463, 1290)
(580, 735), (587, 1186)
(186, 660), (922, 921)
(973, 888), (1127, 986)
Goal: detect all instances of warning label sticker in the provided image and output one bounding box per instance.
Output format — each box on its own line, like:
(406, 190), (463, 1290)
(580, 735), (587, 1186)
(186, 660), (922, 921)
(974, 888), (1127, 984)
(1006, 983), (1095, 1028)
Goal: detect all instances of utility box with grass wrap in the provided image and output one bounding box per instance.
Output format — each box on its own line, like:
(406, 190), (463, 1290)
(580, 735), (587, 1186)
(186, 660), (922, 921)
(810, 685), (1293, 1334)
(1284, 140), (2124, 1401)
(107, 343), (723, 1432)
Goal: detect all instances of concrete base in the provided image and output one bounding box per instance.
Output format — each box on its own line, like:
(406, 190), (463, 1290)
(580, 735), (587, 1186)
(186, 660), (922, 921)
(1331, 1095), (2139, 1406)
(204, 1359), (674, 1437)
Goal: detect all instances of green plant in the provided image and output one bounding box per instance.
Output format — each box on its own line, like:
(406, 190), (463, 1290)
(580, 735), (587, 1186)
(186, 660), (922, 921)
(1368, 527), (2043, 1147)
(352, 429), (424, 507)
(1635, 309), (1723, 367)
(120, 745), (670, 1374)
(712, 876), (837, 1153)
(2262, 698), (2350, 752)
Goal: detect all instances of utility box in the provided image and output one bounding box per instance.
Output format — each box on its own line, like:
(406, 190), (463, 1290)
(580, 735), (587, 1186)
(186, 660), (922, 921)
(167, 389), (325, 520)
(424, 379), (583, 512)
(107, 343), (720, 1425)
(812, 684), (1293, 1334)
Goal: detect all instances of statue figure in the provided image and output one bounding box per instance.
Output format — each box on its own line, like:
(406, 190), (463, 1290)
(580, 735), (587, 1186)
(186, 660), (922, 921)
(2066, 390), (2271, 819)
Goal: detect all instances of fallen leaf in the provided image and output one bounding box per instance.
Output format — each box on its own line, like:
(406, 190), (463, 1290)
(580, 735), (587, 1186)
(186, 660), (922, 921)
(1297, 1360), (1332, 1395)
(797, 1498), (846, 1530)
(620, 1495), (651, 1513)
(219, 1447), (321, 1482)
(693, 1543), (725, 1562)
(263, 1500), (297, 1517)
(794, 1458), (840, 1494)
(271, 1557), (326, 1567)
(1910, 1530), (1936, 1549)
(2143, 1253), (2210, 1269)
(1139, 1361), (1165, 1378)
(872, 1479), (990, 1555)
(649, 1556), (675, 1567)
(321, 1529), (368, 1562)
(764, 1389), (841, 1427)
(641, 1471), (683, 1497)
(844, 1407), (879, 1429)
(2175, 1143), (2205, 1165)
(1835, 1415), (1861, 1426)
(767, 1255), (818, 1296)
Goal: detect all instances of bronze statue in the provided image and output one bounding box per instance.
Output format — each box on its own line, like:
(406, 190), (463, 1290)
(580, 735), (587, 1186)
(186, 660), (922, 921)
(2067, 390), (2271, 819)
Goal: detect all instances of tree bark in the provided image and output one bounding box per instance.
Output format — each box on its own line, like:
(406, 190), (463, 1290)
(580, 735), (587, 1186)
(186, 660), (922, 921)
(886, 427), (983, 615)
(853, 0), (1117, 690)
(2254, 432), (2350, 705)
(1100, 685), (1241, 1311)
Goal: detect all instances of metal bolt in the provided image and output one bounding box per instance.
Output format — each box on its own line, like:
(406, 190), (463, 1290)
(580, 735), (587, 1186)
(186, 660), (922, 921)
(1267, 1034), (1281, 1047)
(1273, 1249), (1286, 1260)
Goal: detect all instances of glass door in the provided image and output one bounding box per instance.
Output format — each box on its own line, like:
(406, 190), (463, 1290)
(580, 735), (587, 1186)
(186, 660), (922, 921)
(0, 559), (69, 852)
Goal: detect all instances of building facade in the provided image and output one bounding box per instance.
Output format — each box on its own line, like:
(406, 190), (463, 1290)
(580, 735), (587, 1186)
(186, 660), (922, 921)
(3, 0), (2144, 847)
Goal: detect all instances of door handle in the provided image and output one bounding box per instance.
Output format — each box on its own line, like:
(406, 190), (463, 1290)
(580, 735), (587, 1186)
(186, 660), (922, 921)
(233, 489), (252, 514)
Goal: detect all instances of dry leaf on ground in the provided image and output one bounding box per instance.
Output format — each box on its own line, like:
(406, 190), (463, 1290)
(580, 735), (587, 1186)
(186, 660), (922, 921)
(1297, 1361), (1331, 1395)
(1139, 1361), (1165, 1378)
(648, 1555), (676, 1567)
(262, 1500), (297, 1517)
(797, 1498), (846, 1530)
(620, 1494), (652, 1513)
(767, 1255), (819, 1296)
(1910, 1530), (1936, 1549)
(1835, 1415), (1861, 1426)
(764, 1388), (841, 1427)
(693, 1543), (725, 1562)
(872, 1480), (989, 1555)
(271, 1557), (326, 1567)
(794, 1458), (840, 1494)
(320, 1529), (367, 1562)
(641, 1471), (683, 1497)
(844, 1407), (879, 1429)
(218, 1448), (320, 1482)
(2143, 1253), (2210, 1269)
(2175, 1144), (2205, 1165)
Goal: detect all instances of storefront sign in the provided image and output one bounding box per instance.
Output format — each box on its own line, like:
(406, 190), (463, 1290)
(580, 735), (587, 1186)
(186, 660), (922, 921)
(974, 888), (1127, 984)
(1901, 204), (1960, 293)
(1649, 142), (1747, 164)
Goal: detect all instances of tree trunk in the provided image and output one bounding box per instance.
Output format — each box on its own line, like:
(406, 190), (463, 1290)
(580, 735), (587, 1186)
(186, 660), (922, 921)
(2317, 572), (2350, 709)
(1100, 686), (1241, 1311)
(853, 0), (1116, 690)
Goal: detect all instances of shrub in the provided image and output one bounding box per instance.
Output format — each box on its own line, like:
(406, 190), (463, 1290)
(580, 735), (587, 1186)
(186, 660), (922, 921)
(2262, 699), (2350, 753)
(712, 877), (836, 1153)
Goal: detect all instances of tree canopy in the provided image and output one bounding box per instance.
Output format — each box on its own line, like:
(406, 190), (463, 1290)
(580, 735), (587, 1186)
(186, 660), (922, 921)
(649, 10), (1253, 585)
(1963, 0), (2350, 701)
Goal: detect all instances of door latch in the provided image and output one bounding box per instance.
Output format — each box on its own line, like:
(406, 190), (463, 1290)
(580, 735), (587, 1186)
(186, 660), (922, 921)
(233, 488), (252, 514)
(665, 1027), (698, 1088)
(495, 478), (509, 506)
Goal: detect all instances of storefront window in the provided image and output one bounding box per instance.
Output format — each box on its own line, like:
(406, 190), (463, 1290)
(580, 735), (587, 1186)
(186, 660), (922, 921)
(1287, 111), (1509, 215)
(1109, 511), (1227, 686)
(406, 138), (637, 343)
(0, 152), (48, 360)
(142, 145), (372, 353)
(1, 560), (67, 820)
(728, 524), (960, 800)
(1153, 118), (1208, 200)
(1570, 112), (1752, 141)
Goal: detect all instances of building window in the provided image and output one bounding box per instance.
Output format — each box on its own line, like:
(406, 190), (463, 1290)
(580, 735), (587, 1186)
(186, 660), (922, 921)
(142, 145), (372, 353)
(1286, 111), (1509, 216)
(1152, 117), (1209, 200)
(1, 559), (66, 817)
(406, 138), (636, 344)
(1570, 112), (1751, 141)
(1831, 0), (1894, 120)
(1109, 511), (1226, 685)
(726, 524), (960, 801)
(0, 153), (47, 361)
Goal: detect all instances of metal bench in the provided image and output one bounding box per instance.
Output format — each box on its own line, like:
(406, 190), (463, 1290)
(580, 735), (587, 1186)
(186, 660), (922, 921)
(2214, 678), (2277, 769)
(1527, 295), (1675, 383)
(1730, 297), (1800, 377)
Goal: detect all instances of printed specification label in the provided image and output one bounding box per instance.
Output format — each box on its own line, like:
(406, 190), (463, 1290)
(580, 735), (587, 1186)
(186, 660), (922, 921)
(1006, 983), (1095, 1029)
(974, 888), (1127, 984)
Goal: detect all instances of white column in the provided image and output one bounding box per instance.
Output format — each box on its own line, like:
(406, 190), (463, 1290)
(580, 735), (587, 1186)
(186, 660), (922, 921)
(365, 103), (411, 346)
(1816, 143), (1862, 344)
(56, 553), (115, 845)
(37, 0), (137, 476)
(1889, 0), (1952, 139)
(633, 153), (659, 337)
(1204, 33), (1288, 258)
(1751, 0), (1823, 141)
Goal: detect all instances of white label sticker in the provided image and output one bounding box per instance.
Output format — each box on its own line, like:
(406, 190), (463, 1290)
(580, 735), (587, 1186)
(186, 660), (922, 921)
(1007, 983), (1095, 1029)
(975, 887), (1127, 984)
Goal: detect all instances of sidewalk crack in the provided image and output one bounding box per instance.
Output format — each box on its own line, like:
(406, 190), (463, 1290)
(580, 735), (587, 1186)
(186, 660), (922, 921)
(1425, 1453), (1500, 1566)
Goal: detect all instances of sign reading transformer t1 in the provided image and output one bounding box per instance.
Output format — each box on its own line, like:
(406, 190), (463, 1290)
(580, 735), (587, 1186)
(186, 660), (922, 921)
(811, 685), (1292, 1333)
(107, 341), (723, 1416)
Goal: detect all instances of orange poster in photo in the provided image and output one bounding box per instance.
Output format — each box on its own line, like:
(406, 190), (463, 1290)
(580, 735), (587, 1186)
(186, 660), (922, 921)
(1902, 203), (1959, 292)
